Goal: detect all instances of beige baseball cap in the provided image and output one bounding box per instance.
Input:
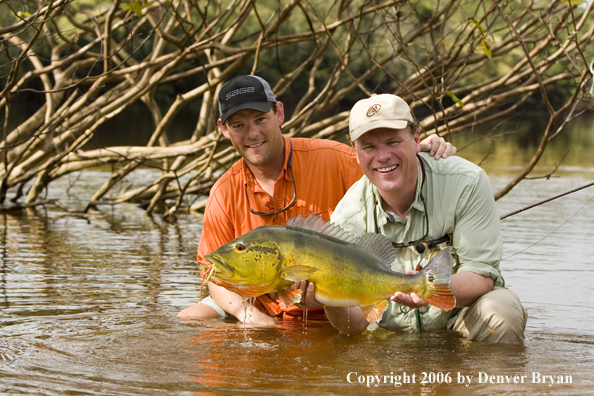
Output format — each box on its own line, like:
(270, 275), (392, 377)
(349, 94), (414, 141)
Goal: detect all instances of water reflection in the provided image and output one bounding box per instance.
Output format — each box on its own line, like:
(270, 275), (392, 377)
(186, 321), (530, 395)
(456, 115), (594, 174)
(1, 118), (593, 394)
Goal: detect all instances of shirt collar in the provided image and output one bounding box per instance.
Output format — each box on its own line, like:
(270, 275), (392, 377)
(280, 137), (293, 182)
(410, 157), (425, 212)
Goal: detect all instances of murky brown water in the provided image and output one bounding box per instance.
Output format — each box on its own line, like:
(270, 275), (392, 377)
(1, 119), (594, 395)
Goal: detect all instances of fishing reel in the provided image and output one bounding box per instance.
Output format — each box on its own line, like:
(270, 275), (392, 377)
(414, 234), (452, 254)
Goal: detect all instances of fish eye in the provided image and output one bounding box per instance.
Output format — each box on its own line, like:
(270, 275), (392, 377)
(235, 242), (246, 251)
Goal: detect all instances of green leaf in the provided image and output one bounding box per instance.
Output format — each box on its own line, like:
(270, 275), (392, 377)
(16, 11), (31, 20)
(121, 1), (151, 17)
(447, 90), (465, 107)
(467, 18), (486, 36)
(134, 4), (143, 16)
(481, 39), (492, 59)
(562, 0), (586, 6)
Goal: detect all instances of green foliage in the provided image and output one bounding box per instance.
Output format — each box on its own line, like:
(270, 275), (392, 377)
(561, 0), (586, 6)
(121, 1), (153, 17)
(447, 90), (465, 107)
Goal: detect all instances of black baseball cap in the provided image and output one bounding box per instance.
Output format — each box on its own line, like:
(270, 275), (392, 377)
(218, 75), (277, 124)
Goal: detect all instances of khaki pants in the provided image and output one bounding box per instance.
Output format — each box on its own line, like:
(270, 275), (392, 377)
(450, 288), (527, 343)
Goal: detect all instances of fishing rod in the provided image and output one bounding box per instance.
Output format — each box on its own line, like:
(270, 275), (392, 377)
(414, 181), (594, 253)
(409, 180), (594, 335)
(499, 180), (594, 220)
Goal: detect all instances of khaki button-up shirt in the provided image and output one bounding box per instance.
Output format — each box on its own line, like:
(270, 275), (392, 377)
(331, 153), (503, 331)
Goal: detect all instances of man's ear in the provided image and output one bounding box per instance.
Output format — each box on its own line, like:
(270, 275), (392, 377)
(350, 140), (360, 165)
(218, 119), (231, 140)
(414, 131), (421, 154)
(275, 102), (285, 125)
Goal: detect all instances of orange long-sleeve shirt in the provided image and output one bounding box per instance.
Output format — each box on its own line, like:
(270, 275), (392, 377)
(198, 137), (363, 318)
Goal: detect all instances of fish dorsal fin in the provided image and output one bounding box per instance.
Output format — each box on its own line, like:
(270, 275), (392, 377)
(286, 214), (359, 244)
(357, 233), (398, 270)
(286, 214), (397, 270)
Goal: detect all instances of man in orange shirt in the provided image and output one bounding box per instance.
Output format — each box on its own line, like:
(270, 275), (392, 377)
(177, 75), (456, 324)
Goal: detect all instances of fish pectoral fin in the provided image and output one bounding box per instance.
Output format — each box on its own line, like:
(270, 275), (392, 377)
(360, 299), (389, 323)
(283, 265), (319, 282)
(277, 288), (302, 306)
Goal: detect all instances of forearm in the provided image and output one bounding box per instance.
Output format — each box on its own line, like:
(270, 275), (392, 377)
(208, 282), (278, 326)
(324, 306), (369, 334)
(451, 272), (494, 307)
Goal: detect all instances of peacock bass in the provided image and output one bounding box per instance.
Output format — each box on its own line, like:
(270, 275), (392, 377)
(202, 214), (456, 323)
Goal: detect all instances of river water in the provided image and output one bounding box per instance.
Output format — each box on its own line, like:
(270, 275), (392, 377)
(1, 116), (593, 395)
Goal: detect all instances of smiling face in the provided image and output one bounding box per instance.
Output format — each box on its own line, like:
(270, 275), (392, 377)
(353, 127), (421, 202)
(218, 102), (285, 172)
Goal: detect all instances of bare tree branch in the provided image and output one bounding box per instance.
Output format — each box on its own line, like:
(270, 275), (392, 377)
(0, 0), (591, 213)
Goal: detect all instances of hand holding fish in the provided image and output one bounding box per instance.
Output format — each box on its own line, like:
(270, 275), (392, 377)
(391, 292), (428, 309)
(289, 281), (322, 309)
(208, 282), (279, 326)
(390, 269), (429, 309)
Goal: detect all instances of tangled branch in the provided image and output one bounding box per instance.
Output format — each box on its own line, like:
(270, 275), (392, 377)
(0, 0), (592, 215)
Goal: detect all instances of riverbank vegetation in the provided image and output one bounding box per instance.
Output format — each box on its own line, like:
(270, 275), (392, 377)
(1, 0), (593, 216)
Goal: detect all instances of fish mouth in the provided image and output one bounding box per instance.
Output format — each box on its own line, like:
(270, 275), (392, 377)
(203, 254), (235, 279)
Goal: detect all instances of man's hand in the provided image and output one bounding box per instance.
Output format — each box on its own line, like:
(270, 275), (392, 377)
(390, 270), (494, 309)
(390, 269), (429, 309)
(289, 280), (322, 309)
(390, 292), (429, 309)
(209, 282), (278, 326)
(420, 135), (457, 160)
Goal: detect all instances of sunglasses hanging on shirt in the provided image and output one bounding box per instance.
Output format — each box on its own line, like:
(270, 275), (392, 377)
(245, 142), (296, 217)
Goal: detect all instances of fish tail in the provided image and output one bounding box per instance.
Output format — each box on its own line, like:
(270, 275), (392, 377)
(417, 248), (456, 311)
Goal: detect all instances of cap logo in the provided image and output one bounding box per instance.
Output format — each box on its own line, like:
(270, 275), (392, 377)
(366, 104), (381, 117)
(225, 86), (255, 101)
